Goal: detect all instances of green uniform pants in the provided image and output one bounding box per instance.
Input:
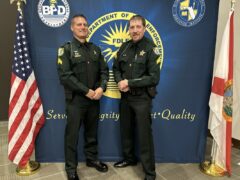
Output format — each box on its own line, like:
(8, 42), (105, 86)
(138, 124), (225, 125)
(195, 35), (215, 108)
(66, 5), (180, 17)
(119, 92), (156, 179)
(64, 94), (99, 173)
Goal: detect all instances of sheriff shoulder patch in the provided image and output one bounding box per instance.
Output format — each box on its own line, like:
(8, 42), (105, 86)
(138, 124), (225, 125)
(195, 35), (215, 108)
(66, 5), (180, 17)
(58, 48), (64, 56)
(153, 47), (161, 55)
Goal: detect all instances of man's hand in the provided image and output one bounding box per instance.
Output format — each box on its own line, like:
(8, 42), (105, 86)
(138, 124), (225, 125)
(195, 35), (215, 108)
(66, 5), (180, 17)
(121, 87), (130, 92)
(118, 79), (129, 91)
(86, 89), (95, 99)
(93, 87), (103, 100)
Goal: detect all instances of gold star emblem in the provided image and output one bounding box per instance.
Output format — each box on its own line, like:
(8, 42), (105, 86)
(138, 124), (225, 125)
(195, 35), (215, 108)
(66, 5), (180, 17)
(139, 50), (146, 56)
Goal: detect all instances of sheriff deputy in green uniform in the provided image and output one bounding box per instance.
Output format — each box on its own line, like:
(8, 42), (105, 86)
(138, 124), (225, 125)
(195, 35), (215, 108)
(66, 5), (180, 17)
(113, 15), (161, 180)
(57, 14), (109, 180)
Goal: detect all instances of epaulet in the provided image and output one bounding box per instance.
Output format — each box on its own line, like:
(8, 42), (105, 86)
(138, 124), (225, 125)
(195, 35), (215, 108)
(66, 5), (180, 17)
(62, 41), (71, 47)
(117, 40), (131, 58)
(121, 40), (131, 49)
(125, 39), (132, 45)
(87, 42), (95, 48)
(58, 41), (71, 57)
(89, 42), (101, 52)
(145, 38), (155, 47)
(58, 41), (70, 49)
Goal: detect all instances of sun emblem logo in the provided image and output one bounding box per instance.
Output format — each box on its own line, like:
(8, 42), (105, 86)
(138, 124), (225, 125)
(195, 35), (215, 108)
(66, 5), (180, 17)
(87, 12), (164, 99)
(101, 23), (130, 63)
(98, 23), (130, 99)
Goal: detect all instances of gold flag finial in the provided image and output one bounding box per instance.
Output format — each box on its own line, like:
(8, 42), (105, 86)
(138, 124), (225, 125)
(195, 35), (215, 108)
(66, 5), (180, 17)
(10, 0), (27, 15)
(231, 0), (236, 11)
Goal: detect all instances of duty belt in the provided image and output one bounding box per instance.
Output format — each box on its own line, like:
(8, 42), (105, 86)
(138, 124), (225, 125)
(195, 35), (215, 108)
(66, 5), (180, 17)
(129, 88), (146, 95)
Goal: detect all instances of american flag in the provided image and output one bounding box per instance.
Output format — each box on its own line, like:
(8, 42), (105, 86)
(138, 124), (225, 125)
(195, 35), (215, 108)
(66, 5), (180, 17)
(8, 12), (45, 167)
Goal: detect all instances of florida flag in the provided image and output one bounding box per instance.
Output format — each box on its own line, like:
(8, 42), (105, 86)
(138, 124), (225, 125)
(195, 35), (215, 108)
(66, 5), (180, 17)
(208, 10), (234, 174)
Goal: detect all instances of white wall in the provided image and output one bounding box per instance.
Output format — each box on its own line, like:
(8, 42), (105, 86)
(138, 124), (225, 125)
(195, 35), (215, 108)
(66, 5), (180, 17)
(216, 0), (240, 140)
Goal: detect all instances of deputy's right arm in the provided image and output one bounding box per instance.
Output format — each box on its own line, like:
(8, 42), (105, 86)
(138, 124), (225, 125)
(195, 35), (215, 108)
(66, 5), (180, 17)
(56, 44), (89, 94)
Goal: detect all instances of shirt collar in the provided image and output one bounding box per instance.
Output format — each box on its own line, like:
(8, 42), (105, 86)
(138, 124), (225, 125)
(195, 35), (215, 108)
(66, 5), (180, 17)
(129, 36), (146, 49)
(72, 37), (89, 48)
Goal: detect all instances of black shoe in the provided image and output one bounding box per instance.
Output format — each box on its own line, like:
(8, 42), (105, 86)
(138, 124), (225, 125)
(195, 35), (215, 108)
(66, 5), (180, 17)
(86, 160), (108, 172)
(66, 172), (79, 180)
(114, 160), (137, 168)
(144, 173), (156, 180)
(144, 177), (156, 180)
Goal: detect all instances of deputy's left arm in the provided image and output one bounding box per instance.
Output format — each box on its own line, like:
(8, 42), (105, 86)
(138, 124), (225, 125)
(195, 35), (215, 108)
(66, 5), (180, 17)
(98, 50), (109, 91)
(128, 48), (160, 88)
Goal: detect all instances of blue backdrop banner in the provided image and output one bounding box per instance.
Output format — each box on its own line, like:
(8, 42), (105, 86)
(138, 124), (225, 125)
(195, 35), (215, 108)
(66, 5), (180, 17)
(23, 0), (219, 162)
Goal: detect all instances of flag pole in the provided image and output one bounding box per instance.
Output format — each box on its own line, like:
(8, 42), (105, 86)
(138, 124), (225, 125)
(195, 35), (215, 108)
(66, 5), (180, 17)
(10, 0), (26, 15)
(199, 139), (226, 176)
(9, 0), (41, 175)
(199, 0), (235, 176)
(231, 0), (236, 12)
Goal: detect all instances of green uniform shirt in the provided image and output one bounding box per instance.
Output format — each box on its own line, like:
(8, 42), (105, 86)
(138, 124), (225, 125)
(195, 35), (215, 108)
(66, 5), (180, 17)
(113, 36), (160, 88)
(57, 38), (109, 95)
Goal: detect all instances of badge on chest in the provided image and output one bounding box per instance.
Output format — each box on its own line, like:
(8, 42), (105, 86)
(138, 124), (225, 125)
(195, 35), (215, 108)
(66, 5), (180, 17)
(73, 50), (81, 58)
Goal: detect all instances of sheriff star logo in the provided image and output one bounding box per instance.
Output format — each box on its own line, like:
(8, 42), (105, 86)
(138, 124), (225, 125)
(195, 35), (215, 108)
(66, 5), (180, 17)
(139, 50), (146, 56)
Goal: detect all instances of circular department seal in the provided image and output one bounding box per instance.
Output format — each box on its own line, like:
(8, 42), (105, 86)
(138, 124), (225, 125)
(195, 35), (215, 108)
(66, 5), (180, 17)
(172, 0), (205, 27)
(87, 12), (164, 99)
(38, 0), (70, 28)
